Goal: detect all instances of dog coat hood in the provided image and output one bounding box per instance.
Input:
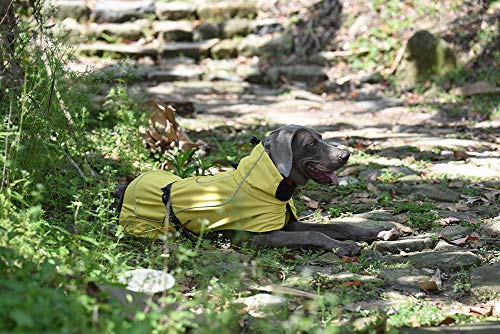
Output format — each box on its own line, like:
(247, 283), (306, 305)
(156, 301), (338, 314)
(119, 143), (297, 238)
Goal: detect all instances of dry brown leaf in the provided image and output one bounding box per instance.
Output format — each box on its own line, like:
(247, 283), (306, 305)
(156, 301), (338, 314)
(338, 166), (359, 177)
(437, 217), (461, 226)
(342, 256), (359, 263)
(446, 202), (469, 212)
(469, 305), (493, 316)
(344, 280), (362, 288)
(418, 268), (442, 293)
(300, 195), (319, 209)
(451, 235), (480, 247)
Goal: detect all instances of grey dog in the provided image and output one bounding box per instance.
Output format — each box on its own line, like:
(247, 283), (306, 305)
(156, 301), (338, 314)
(117, 125), (384, 256)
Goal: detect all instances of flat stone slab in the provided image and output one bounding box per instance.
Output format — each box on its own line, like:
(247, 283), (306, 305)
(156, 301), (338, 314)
(428, 159), (500, 180)
(404, 321), (500, 333)
(372, 237), (436, 253)
(470, 262), (500, 302)
(93, 0), (155, 23)
(78, 42), (158, 57)
(197, 1), (257, 21)
(411, 184), (461, 202)
(235, 293), (287, 311)
(53, 0), (90, 20)
(146, 68), (203, 82)
(153, 21), (193, 41)
(162, 39), (220, 58)
(378, 268), (430, 292)
(155, 1), (196, 20)
(383, 250), (482, 271)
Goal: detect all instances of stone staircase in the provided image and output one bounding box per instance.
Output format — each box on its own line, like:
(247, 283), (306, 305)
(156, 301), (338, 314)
(53, 0), (329, 85)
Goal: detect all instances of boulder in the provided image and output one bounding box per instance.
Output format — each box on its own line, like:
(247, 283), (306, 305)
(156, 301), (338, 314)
(482, 216), (500, 237)
(395, 30), (456, 88)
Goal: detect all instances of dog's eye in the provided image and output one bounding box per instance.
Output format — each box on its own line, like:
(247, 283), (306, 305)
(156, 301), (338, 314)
(307, 141), (316, 147)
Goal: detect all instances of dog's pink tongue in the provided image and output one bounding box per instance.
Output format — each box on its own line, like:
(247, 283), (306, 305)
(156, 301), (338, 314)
(326, 172), (339, 185)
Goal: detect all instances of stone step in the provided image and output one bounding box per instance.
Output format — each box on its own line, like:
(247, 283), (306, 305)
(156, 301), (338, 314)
(57, 17), (284, 44)
(53, 0), (258, 24)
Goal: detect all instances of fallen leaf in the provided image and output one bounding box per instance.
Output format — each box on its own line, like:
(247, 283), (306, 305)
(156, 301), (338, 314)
(437, 217), (461, 226)
(377, 228), (400, 241)
(469, 305), (492, 316)
(451, 235), (480, 247)
(344, 280), (362, 287)
(453, 150), (471, 160)
(342, 256), (359, 263)
(446, 202), (469, 212)
(300, 195), (319, 209)
(338, 166), (359, 177)
(417, 269), (442, 293)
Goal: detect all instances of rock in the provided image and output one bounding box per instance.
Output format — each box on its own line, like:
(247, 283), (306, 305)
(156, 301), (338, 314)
(221, 19), (250, 38)
(197, 1), (257, 21)
(267, 65), (327, 84)
(235, 293), (287, 312)
(193, 22), (220, 41)
(378, 268), (430, 292)
(433, 240), (461, 251)
(321, 271), (382, 283)
(78, 42), (157, 58)
(93, 0), (155, 23)
(154, 1), (196, 20)
(162, 39), (220, 58)
(436, 225), (473, 239)
(352, 316), (379, 332)
(397, 175), (423, 183)
(100, 20), (150, 40)
(412, 184), (460, 202)
(296, 265), (341, 278)
(153, 21), (193, 41)
(236, 64), (264, 84)
(237, 35), (273, 57)
(358, 168), (381, 181)
(53, 0), (90, 20)
(250, 18), (283, 35)
(470, 262), (500, 301)
(383, 250), (481, 271)
(146, 68), (203, 82)
(211, 39), (240, 59)
(452, 81), (500, 97)
(403, 322), (500, 334)
(372, 237), (436, 253)
(395, 30), (456, 88)
(482, 216), (500, 237)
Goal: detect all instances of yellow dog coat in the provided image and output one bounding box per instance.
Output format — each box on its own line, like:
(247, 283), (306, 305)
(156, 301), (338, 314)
(119, 143), (297, 238)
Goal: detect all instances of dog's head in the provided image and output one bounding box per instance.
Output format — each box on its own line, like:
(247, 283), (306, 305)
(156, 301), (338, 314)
(262, 125), (350, 186)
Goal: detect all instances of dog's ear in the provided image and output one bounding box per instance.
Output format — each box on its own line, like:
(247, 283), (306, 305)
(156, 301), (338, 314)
(263, 125), (301, 177)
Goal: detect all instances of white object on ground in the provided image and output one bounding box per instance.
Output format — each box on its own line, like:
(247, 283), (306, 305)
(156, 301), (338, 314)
(118, 269), (175, 293)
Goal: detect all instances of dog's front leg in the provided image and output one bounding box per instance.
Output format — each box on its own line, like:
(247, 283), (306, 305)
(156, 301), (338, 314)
(250, 231), (361, 256)
(284, 220), (380, 242)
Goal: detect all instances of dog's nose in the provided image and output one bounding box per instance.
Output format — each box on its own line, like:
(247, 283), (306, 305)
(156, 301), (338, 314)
(340, 151), (350, 161)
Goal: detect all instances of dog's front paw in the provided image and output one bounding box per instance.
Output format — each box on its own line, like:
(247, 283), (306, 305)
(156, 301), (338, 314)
(336, 241), (362, 257)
